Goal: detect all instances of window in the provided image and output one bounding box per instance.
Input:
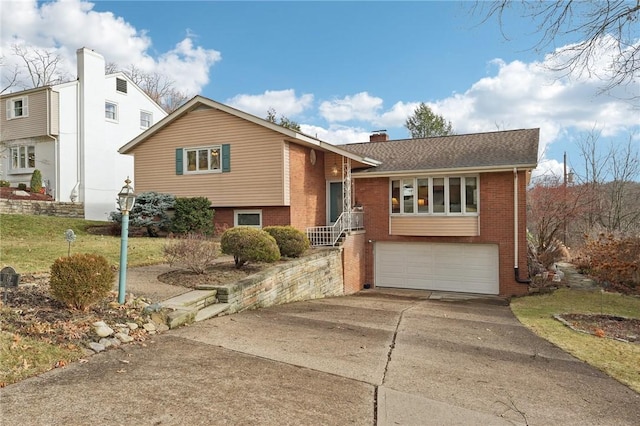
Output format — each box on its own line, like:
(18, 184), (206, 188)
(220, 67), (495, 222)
(105, 102), (118, 121)
(390, 176), (479, 215)
(140, 111), (152, 128)
(184, 146), (221, 173)
(116, 78), (127, 93)
(234, 210), (262, 228)
(5, 96), (29, 119)
(10, 145), (35, 171)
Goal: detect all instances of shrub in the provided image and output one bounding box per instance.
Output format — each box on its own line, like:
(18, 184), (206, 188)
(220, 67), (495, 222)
(30, 169), (43, 193)
(263, 226), (310, 258)
(574, 233), (640, 294)
(110, 191), (175, 237)
(49, 253), (115, 310)
(0, 180), (10, 187)
(220, 227), (280, 269)
(163, 233), (220, 274)
(171, 197), (214, 235)
(17, 183), (27, 191)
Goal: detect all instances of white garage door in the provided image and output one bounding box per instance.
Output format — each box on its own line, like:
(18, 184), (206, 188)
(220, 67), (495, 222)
(375, 242), (499, 294)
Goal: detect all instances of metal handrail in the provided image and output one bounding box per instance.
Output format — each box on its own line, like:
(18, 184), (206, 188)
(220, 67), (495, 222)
(306, 211), (364, 247)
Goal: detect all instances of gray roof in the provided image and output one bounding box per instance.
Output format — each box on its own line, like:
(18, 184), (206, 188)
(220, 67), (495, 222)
(343, 128), (539, 174)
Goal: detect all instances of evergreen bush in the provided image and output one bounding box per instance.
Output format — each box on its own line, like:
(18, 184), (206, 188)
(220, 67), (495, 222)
(109, 191), (175, 237)
(171, 197), (214, 235)
(30, 169), (43, 193)
(49, 253), (114, 310)
(263, 226), (310, 257)
(221, 227), (280, 268)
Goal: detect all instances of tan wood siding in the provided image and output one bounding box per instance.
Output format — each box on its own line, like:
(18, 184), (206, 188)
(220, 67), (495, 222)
(390, 216), (479, 236)
(130, 107), (285, 206)
(1, 89), (52, 140)
(49, 91), (59, 135)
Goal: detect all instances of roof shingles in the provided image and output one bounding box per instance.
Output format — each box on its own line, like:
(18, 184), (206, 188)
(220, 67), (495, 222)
(342, 128), (539, 174)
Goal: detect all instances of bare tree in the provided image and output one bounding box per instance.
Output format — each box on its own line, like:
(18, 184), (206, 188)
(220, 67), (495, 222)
(0, 56), (21, 94)
(473, 1), (640, 97)
(10, 44), (70, 88)
(110, 64), (190, 113)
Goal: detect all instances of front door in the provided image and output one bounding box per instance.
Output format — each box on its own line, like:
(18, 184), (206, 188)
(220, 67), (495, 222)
(329, 182), (343, 223)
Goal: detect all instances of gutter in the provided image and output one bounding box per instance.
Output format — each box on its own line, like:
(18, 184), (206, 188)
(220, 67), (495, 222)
(513, 168), (531, 284)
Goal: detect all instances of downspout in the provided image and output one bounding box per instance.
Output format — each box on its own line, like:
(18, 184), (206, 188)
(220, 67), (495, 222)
(514, 168), (531, 284)
(46, 88), (59, 200)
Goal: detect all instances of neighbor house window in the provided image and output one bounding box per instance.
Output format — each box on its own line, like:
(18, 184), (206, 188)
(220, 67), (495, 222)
(140, 111), (152, 128)
(184, 146), (221, 173)
(390, 176), (479, 215)
(105, 102), (118, 121)
(234, 210), (262, 228)
(5, 96), (29, 119)
(116, 78), (127, 93)
(10, 145), (35, 172)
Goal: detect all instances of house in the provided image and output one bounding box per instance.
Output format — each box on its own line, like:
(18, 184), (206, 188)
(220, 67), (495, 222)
(0, 48), (167, 220)
(120, 96), (539, 297)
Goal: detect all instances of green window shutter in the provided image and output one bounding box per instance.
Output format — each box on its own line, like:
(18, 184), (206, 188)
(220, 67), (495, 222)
(222, 144), (231, 172)
(175, 148), (183, 175)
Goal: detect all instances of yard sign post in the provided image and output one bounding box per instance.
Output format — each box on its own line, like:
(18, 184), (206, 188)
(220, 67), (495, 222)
(117, 178), (136, 304)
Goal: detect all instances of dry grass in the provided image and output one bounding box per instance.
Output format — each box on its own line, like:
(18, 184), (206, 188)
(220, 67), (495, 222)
(511, 288), (640, 392)
(0, 214), (167, 273)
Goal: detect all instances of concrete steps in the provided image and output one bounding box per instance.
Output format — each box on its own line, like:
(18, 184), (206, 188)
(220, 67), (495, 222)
(160, 289), (229, 329)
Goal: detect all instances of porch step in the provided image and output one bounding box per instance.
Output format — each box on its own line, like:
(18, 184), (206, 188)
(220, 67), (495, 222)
(195, 303), (230, 322)
(160, 289), (227, 329)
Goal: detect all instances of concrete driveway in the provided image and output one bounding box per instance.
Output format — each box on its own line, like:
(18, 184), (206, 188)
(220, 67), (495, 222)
(2, 290), (639, 425)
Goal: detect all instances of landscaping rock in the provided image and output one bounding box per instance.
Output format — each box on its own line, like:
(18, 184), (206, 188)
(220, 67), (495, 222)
(87, 342), (105, 353)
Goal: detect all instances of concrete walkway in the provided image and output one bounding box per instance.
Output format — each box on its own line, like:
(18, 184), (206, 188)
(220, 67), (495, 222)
(2, 288), (639, 425)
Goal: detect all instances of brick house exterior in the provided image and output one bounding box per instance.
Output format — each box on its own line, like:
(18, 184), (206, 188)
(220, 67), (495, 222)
(120, 96), (539, 297)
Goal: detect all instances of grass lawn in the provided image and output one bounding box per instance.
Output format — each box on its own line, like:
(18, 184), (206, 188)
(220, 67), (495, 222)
(511, 288), (640, 393)
(0, 214), (167, 273)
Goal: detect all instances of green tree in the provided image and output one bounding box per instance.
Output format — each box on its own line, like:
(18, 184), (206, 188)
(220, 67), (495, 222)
(405, 103), (454, 138)
(266, 107), (301, 131)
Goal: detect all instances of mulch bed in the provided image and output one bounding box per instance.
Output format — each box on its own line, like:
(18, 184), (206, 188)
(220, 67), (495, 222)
(555, 313), (640, 343)
(0, 186), (54, 201)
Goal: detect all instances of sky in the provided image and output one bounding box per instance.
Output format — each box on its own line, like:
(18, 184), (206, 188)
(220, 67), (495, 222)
(1, 0), (638, 180)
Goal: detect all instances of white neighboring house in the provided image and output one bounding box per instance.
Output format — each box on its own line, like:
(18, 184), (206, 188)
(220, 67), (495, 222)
(0, 47), (167, 220)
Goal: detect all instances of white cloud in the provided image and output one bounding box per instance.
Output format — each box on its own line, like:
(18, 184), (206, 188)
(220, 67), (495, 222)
(319, 92), (383, 122)
(299, 124), (371, 145)
(226, 89), (314, 118)
(0, 0), (220, 95)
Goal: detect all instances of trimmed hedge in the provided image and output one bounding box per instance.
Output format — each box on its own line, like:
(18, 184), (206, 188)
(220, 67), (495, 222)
(49, 253), (115, 311)
(171, 197), (214, 235)
(221, 227), (280, 269)
(263, 226), (310, 258)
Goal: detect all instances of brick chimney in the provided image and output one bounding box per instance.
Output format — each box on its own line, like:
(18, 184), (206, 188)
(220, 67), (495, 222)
(369, 131), (388, 142)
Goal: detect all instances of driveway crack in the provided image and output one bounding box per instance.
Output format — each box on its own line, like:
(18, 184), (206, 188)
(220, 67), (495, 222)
(382, 305), (413, 385)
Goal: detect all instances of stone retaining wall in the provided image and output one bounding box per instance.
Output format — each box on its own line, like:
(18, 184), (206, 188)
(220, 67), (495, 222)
(216, 249), (344, 314)
(0, 200), (84, 217)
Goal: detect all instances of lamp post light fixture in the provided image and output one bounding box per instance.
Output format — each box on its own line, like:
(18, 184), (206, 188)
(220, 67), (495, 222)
(117, 177), (136, 304)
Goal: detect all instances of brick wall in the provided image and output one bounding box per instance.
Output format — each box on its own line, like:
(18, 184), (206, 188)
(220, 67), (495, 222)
(354, 171), (530, 296)
(0, 200), (84, 218)
(342, 231), (366, 294)
(213, 206), (291, 232)
(289, 144), (326, 231)
(215, 249), (344, 313)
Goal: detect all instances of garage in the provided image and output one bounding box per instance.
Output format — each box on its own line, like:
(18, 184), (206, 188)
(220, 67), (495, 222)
(375, 242), (499, 294)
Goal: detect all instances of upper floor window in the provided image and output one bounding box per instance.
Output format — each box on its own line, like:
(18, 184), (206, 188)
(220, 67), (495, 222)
(105, 102), (118, 121)
(184, 146), (221, 173)
(5, 96), (29, 120)
(391, 176), (478, 215)
(140, 111), (152, 128)
(116, 78), (127, 93)
(10, 145), (36, 172)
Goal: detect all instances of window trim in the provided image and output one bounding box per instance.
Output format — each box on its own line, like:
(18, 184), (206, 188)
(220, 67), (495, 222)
(182, 145), (222, 174)
(9, 144), (36, 173)
(389, 175), (479, 216)
(140, 110), (152, 129)
(234, 210), (263, 228)
(105, 101), (118, 122)
(6, 96), (29, 120)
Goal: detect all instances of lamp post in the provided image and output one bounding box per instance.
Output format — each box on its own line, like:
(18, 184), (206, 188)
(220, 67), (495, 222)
(117, 177), (136, 304)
